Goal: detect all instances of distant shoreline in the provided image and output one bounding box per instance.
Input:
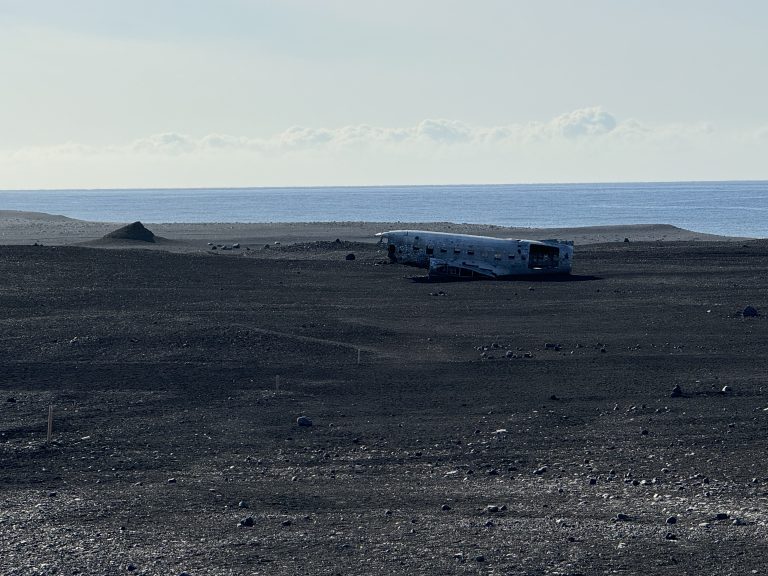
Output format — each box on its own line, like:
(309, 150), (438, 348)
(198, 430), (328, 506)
(0, 210), (753, 252)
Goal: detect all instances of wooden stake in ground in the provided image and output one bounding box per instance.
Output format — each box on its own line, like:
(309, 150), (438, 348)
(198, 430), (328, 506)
(275, 375), (280, 391)
(47, 405), (53, 443)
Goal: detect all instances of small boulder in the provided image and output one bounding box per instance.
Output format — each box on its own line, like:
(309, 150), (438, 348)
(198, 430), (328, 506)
(670, 384), (683, 398)
(297, 415), (313, 427)
(743, 306), (759, 318)
(345, 253), (356, 261)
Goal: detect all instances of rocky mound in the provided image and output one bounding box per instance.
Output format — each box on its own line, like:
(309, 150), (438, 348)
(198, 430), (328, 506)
(104, 222), (156, 243)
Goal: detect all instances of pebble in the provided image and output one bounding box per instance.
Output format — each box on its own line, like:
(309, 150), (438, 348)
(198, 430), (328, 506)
(238, 500), (248, 509)
(296, 416), (313, 427)
(282, 519), (292, 526)
(615, 513), (632, 521)
(715, 513), (729, 521)
(721, 385), (732, 393)
(6, 397), (15, 403)
(666, 516), (677, 525)
(345, 253), (356, 261)
(533, 466), (547, 475)
(665, 532), (677, 540)
(167, 478), (177, 484)
(486, 505), (499, 513)
(670, 384), (683, 398)
(127, 564), (137, 572)
(441, 504), (451, 511)
(239, 516), (254, 527)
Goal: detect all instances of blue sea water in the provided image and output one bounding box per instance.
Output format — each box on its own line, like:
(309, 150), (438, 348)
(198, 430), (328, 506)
(1, 181), (767, 238)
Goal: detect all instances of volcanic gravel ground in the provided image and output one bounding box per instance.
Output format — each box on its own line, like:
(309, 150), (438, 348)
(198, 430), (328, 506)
(1, 241), (768, 575)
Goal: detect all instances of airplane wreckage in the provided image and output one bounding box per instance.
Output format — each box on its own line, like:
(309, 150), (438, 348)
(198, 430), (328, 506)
(376, 230), (573, 279)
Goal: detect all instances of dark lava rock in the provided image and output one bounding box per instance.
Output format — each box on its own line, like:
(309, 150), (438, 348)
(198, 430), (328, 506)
(743, 306), (759, 318)
(441, 504), (451, 511)
(167, 478), (177, 484)
(715, 513), (729, 521)
(666, 516), (677, 525)
(670, 384), (683, 398)
(665, 532), (677, 540)
(475, 555), (485, 563)
(127, 564), (137, 572)
(239, 516), (254, 527)
(282, 519), (292, 526)
(615, 513), (633, 521)
(104, 221), (156, 243)
(238, 500), (249, 509)
(6, 397), (15, 403)
(297, 415), (313, 427)
(345, 253), (356, 261)
(533, 466), (547, 475)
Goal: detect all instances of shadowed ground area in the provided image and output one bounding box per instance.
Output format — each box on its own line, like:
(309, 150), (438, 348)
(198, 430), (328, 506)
(1, 239), (767, 574)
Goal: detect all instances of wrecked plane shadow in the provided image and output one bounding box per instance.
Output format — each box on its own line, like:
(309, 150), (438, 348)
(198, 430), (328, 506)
(410, 274), (601, 284)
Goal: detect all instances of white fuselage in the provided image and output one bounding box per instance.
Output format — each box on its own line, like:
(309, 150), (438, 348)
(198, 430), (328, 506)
(377, 230), (573, 278)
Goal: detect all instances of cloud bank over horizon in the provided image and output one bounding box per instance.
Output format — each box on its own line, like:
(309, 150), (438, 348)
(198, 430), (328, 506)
(2, 107), (767, 189)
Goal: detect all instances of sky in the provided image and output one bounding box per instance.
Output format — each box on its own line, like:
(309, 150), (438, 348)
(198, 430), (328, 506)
(1, 0), (767, 188)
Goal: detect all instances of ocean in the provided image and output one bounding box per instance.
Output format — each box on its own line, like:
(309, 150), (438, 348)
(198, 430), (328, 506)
(1, 181), (767, 238)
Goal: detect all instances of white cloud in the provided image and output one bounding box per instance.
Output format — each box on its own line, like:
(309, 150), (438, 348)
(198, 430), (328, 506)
(1, 108), (766, 188)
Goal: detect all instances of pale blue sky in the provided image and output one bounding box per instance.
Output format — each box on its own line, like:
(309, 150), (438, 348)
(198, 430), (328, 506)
(1, 0), (766, 187)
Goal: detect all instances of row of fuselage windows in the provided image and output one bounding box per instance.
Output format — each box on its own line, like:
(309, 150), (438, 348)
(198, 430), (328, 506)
(411, 245), (523, 260)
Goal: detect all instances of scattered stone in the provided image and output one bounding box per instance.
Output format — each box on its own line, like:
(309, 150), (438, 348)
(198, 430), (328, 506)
(666, 516), (677, 525)
(385, 509), (393, 516)
(665, 532), (677, 540)
(588, 477), (597, 485)
(239, 516), (254, 527)
(533, 466), (547, 475)
(549, 394), (559, 401)
(238, 500), (249, 509)
(127, 564), (137, 572)
(615, 513), (633, 522)
(6, 397), (16, 403)
(296, 416), (313, 427)
(441, 504), (451, 511)
(282, 519), (292, 526)
(624, 237), (630, 243)
(486, 505), (499, 513)
(715, 513), (729, 521)
(232, 243), (240, 249)
(345, 253), (356, 261)
(733, 518), (748, 526)
(670, 385), (683, 398)
(721, 385), (732, 393)
(167, 478), (177, 484)
(742, 306), (759, 318)
(475, 555), (485, 563)
(48, 491), (57, 497)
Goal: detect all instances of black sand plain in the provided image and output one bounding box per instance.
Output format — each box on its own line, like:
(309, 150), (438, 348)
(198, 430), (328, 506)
(2, 234), (768, 575)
